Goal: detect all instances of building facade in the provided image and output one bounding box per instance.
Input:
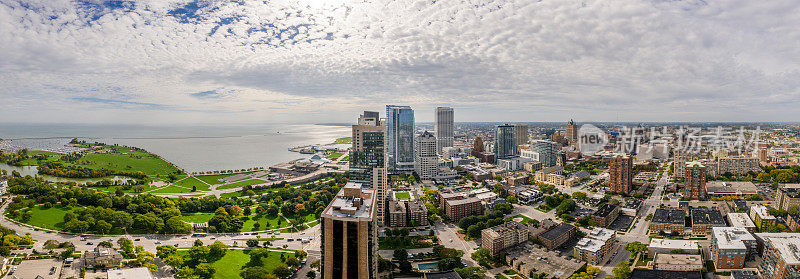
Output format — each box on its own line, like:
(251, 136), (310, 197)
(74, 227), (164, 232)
(514, 124), (529, 154)
(718, 156), (761, 175)
(386, 105), (415, 172)
(566, 119), (578, 149)
(710, 227), (756, 269)
(435, 107), (454, 154)
(536, 222), (577, 250)
(350, 111), (389, 224)
(444, 197), (483, 222)
(495, 124), (516, 160)
(592, 204), (620, 228)
(531, 140), (558, 167)
(750, 205), (777, 230)
(756, 233), (800, 279)
(610, 154), (633, 194)
(321, 183), (379, 279)
(776, 185), (800, 211)
(684, 162), (707, 200)
(481, 221), (532, 255)
(414, 131), (438, 180)
(573, 228), (616, 265)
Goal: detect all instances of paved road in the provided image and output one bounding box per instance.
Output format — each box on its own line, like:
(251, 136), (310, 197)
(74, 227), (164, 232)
(433, 221), (478, 267)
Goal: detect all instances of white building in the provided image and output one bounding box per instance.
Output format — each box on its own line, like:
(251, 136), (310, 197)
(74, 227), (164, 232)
(0, 180), (7, 195)
(497, 157), (531, 171)
(647, 239), (700, 257)
(414, 131), (438, 180)
(727, 213), (757, 232)
(435, 107), (454, 154)
(108, 267), (155, 279)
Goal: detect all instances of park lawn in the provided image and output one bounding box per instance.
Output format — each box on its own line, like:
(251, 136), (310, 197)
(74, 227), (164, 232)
(72, 148), (179, 176)
(394, 192), (411, 200)
(181, 214), (214, 223)
(196, 174), (239, 185)
(217, 179), (266, 190)
(150, 185), (194, 194)
(174, 177), (210, 191)
(241, 214), (287, 232)
(220, 192), (243, 198)
(334, 137), (352, 144)
(326, 152), (344, 160)
(176, 249), (291, 279)
(22, 205), (74, 230)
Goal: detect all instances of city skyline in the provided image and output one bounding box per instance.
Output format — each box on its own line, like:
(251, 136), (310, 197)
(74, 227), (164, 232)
(2, 0), (800, 124)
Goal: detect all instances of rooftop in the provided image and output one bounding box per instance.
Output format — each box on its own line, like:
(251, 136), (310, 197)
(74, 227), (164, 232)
(539, 222), (576, 241)
(594, 204), (619, 218)
(629, 269), (703, 279)
(730, 270), (760, 279)
(107, 267), (154, 279)
(587, 227), (615, 242)
(485, 221), (530, 238)
(652, 208), (684, 224)
(446, 197), (481, 206)
(423, 270), (463, 279)
(754, 233), (800, 265)
(685, 161), (705, 168)
(575, 237), (605, 253)
(322, 182), (376, 220)
(691, 208), (726, 225)
(653, 254), (702, 266)
(648, 239), (699, 251)
(706, 181), (759, 195)
(750, 205), (776, 220)
(712, 227), (755, 250)
(727, 213), (756, 228)
(779, 185), (800, 198)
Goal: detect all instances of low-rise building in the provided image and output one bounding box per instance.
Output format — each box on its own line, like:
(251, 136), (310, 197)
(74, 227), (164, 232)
(776, 185), (800, 211)
(691, 208), (726, 235)
(444, 197), (483, 222)
(727, 213), (757, 233)
(83, 246), (124, 268)
(755, 233), (800, 279)
(652, 254), (703, 271)
(107, 267), (155, 279)
(523, 161), (543, 172)
(388, 200), (407, 227)
(507, 243), (585, 279)
(629, 269), (703, 279)
(481, 221), (532, 255)
(535, 166), (563, 182)
(573, 228), (616, 265)
(592, 204), (620, 228)
(750, 205), (777, 230)
(647, 239), (700, 257)
(706, 181), (760, 199)
(650, 208), (686, 235)
(710, 227), (757, 269)
(536, 222), (577, 250)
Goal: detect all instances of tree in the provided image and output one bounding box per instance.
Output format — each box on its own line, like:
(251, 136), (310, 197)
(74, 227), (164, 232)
(612, 262), (631, 279)
(208, 241), (227, 261)
(456, 267), (485, 279)
(393, 248), (408, 261)
(59, 246), (75, 259)
(118, 238), (134, 258)
(272, 264), (293, 279)
(471, 248), (493, 266)
(195, 263), (216, 279)
(246, 239), (259, 247)
(572, 192), (588, 201)
(625, 241), (647, 256)
(194, 239), (204, 247)
(240, 266), (274, 279)
(438, 257), (463, 271)
(156, 245), (177, 259)
(307, 270), (316, 279)
(506, 196), (518, 204)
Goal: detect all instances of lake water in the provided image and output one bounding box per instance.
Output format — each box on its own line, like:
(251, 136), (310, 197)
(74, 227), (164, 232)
(0, 123), (350, 173)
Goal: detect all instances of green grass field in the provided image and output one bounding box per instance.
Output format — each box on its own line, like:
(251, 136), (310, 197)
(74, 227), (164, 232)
(334, 137), (352, 144)
(174, 177), (210, 191)
(217, 179), (266, 190)
(196, 174), (240, 185)
(150, 185), (194, 194)
(394, 192), (411, 200)
(181, 214), (214, 223)
(71, 146), (180, 176)
(21, 205), (74, 230)
(91, 184), (161, 194)
(326, 152), (344, 160)
(241, 214), (288, 232)
(209, 249), (290, 279)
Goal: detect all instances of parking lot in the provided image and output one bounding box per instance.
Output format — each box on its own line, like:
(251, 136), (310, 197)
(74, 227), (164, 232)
(609, 215), (635, 232)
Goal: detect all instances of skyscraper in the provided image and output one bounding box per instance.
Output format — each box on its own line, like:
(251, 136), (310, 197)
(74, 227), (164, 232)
(530, 140), (558, 167)
(415, 131), (438, 180)
(513, 124), (529, 154)
(321, 182), (378, 279)
(495, 124), (516, 160)
(386, 105), (415, 172)
(610, 154), (633, 194)
(566, 119), (578, 149)
(350, 111), (388, 224)
(435, 107), (454, 154)
(684, 162), (707, 200)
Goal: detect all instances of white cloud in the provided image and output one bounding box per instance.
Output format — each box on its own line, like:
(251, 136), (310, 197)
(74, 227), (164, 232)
(0, 0), (798, 124)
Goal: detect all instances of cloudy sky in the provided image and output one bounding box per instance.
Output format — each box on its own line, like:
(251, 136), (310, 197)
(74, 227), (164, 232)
(1, 0), (799, 124)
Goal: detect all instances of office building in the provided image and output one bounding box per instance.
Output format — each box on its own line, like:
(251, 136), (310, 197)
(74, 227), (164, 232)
(414, 131), (438, 180)
(652, 254), (703, 271)
(435, 107), (454, 154)
(573, 228), (616, 265)
(481, 221), (532, 255)
(495, 124), (516, 160)
(386, 105), (415, 172)
(756, 233), (800, 279)
(471, 136), (495, 163)
(647, 239), (699, 257)
(350, 111), (388, 224)
(536, 222), (577, 250)
(321, 183), (378, 279)
(566, 119), (578, 149)
(691, 208), (726, 235)
(711, 227), (757, 269)
(727, 213), (757, 233)
(750, 205), (777, 230)
(530, 140), (558, 167)
(514, 124), (529, 154)
(776, 185), (800, 211)
(592, 204), (620, 228)
(718, 156), (761, 175)
(650, 208), (686, 235)
(610, 153), (633, 194)
(684, 161), (707, 200)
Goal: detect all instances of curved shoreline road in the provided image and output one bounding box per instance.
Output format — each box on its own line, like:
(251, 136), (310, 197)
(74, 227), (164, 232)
(0, 199), (322, 254)
(152, 168), (345, 198)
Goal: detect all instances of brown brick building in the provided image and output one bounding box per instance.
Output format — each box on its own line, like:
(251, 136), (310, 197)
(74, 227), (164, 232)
(683, 162), (707, 200)
(609, 154), (632, 194)
(536, 222), (577, 250)
(387, 200), (428, 227)
(649, 208), (686, 235)
(592, 204), (620, 228)
(321, 183), (378, 279)
(444, 197), (483, 222)
(481, 221), (532, 255)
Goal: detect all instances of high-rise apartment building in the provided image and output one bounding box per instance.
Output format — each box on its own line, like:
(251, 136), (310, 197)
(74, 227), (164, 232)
(710, 227), (756, 269)
(513, 124), (529, 154)
(414, 131), (438, 180)
(718, 156), (761, 175)
(684, 161), (707, 200)
(530, 140), (558, 167)
(566, 119), (578, 149)
(350, 111), (388, 224)
(495, 124), (516, 160)
(321, 183), (378, 279)
(758, 149), (769, 163)
(386, 105), (415, 172)
(481, 221), (532, 255)
(756, 233), (800, 279)
(610, 154), (633, 194)
(435, 107), (454, 154)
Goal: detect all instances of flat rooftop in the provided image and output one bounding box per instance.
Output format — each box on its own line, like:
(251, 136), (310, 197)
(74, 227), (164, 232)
(750, 205), (776, 220)
(652, 208), (684, 224)
(653, 254), (702, 266)
(586, 227), (615, 242)
(629, 269), (702, 279)
(539, 222), (575, 241)
(712, 227), (755, 250)
(727, 213), (756, 228)
(649, 239), (699, 251)
(575, 237), (605, 253)
(691, 208), (726, 225)
(706, 181), (759, 195)
(446, 197), (481, 206)
(321, 182), (376, 220)
(594, 204), (619, 218)
(507, 243), (584, 279)
(754, 233), (800, 265)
